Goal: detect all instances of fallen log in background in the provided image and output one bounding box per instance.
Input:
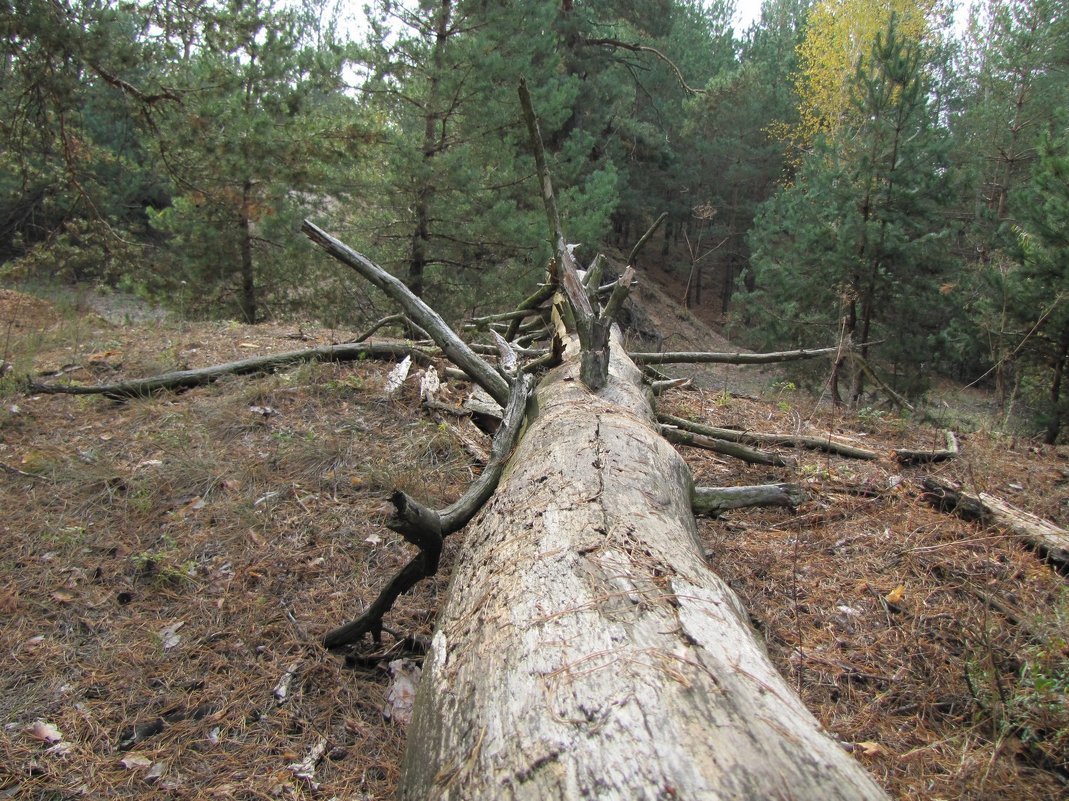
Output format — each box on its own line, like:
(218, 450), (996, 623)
(660, 424), (795, 467)
(894, 430), (959, 466)
(630, 344), (840, 365)
(659, 413), (879, 460)
(921, 476), (1069, 571)
(399, 331), (888, 800)
(26, 342), (431, 400)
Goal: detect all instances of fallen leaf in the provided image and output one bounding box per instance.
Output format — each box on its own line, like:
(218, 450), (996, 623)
(158, 621), (184, 650)
(45, 740), (73, 756)
(884, 584), (905, 605)
(120, 754), (153, 770)
(364, 533), (382, 546)
(25, 721), (63, 743)
(857, 740), (886, 757)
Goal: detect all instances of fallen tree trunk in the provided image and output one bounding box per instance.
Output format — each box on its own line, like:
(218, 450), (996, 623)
(894, 430), (958, 466)
(693, 483), (807, 517)
(630, 345), (840, 365)
(26, 342), (430, 400)
(659, 413), (879, 460)
(921, 476), (1069, 571)
(307, 86), (888, 796)
(400, 332), (887, 799)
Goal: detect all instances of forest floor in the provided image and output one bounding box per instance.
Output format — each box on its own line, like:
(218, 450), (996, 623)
(1, 285), (1067, 800)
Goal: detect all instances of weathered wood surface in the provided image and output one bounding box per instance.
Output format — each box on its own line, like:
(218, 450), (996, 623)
(660, 424), (795, 467)
(630, 345), (840, 365)
(27, 342), (429, 400)
(659, 413), (879, 460)
(922, 476), (1069, 570)
(400, 333), (889, 800)
(692, 483), (807, 517)
(894, 430), (958, 466)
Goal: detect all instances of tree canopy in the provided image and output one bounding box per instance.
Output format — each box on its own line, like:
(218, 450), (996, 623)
(2, 0), (1069, 434)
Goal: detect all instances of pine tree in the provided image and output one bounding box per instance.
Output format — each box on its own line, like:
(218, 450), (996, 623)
(735, 13), (956, 404)
(0, 0), (173, 277)
(1007, 128), (1069, 442)
(945, 0), (1069, 405)
(147, 0), (363, 322)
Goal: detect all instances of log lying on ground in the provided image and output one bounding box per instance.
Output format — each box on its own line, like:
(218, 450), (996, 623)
(692, 483), (808, 517)
(921, 476), (1069, 570)
(894, 430), (958, 466)
(630, 344), (840, 365)
(26, 342), (431, 400)
(659, 413), (879, 460)
(399, 327), (888, 799)
(660, 424), (795, 467)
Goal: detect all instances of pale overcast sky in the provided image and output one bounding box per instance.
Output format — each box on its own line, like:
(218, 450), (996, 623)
(733, 0), (765, 32)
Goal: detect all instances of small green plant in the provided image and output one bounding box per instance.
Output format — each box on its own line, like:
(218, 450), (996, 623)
(132, 534), (197, 585)
(714, 390), (732, 408)
(857, 406), (885, 426)
(771, 380), (797, 412)
(965, 592), (1069, 764)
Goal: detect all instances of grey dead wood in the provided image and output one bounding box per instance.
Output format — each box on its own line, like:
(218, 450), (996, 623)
(26, 342), (431, 400)
(322, 374), (532, 649)
(660, 424), (796, 467)
(399, 323), (888, 799)
(302, 220), (512, 407)
(309, 88), (892, 798)
(894, 430), (958, 466)
(921, 476), (1069, 571)
(630, 345), (841, 365)
(659, 413), (879, 461)
(692, 483), (808, 517)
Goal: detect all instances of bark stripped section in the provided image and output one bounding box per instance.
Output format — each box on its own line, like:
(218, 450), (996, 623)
(400, 337), (888, 800)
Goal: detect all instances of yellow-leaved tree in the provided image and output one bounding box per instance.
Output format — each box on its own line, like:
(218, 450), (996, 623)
(781, 0), (936, 163)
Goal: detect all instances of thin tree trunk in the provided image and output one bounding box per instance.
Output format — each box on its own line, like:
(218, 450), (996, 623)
(238, 178), (256, 324)
(1045, 335), (1069, 445)
(407, 0), (452, 299)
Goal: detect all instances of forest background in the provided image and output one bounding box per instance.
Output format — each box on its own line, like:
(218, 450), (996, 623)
(1, 0), (1067, 438)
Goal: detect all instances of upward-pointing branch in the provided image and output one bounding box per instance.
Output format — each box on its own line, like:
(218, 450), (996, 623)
(302, 220), (511, 406)
(519, 78), (624, 391)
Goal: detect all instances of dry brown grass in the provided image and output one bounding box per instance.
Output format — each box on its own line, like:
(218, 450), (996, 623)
(1, 288), (1067, 800)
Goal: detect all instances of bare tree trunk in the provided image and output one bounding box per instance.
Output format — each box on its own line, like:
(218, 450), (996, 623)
(399, 330), (889, 800)
(238, 178), (257, 324)
(1045, 335), (1069, 445)
(407, 0), (453, 299)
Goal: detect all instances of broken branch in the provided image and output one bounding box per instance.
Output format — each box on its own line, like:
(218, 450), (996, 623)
(659, 414), (879, 460)
(660, 425), (795, 467)
(27, 342), (431, 400)
(303, 220), (512, 406)
(692, 483), (807, 517)
(323, 374), (532, 649)
(921, 476), (1069, 572)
